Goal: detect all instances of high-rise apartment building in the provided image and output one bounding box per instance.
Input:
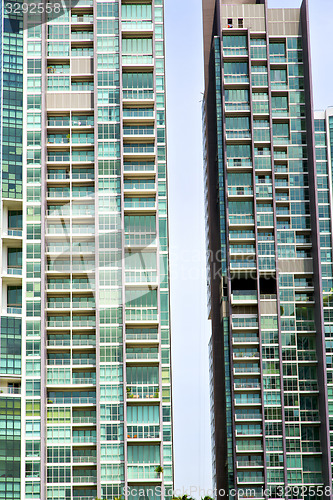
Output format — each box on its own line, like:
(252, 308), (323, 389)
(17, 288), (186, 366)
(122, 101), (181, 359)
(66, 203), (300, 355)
(202, 0), (333, 497)
(0, 1), (173, 499)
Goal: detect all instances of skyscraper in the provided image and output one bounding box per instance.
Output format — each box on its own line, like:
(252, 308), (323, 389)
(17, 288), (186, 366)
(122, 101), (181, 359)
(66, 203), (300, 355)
(0, 1), (173, 499)
(202, 0), (332, 497)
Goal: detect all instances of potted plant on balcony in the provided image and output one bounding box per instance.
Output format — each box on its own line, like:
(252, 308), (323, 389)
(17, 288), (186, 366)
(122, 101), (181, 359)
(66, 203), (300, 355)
(155, 465), (164, 478)
(126, 386), (134, 398)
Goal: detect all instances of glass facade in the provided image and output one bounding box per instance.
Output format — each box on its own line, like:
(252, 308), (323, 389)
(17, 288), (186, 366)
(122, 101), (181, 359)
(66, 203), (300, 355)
(203, 0), (332, 498)
(0, 0), (173, 498)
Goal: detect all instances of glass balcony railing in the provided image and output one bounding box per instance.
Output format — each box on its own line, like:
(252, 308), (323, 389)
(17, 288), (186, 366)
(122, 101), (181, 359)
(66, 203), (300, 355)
(122, 20), (153, 31)
(72, 416), (96, 425)
(124, 180), (155, 190)
(224, 75), (249, 84)
(124, 198), (156, 209)
(226, 131), (251, 140)
(123, 127), (155, 136)
(237, 460), (264, 467)
(7, 228), (22, 237)
(73, 455), (97, 463)
(232, 316), (258, 329)
(7, 266), (22, 275)
(48, 118), (70, 127)
(126, 385), (159, 399)
(127, 465), (161, 480)
(235, 413), (262, 420)
(230, 260), (256, 269)
(233, 335), (259, 343)
(0, 387), (21, 395)
(125, 233), (157, 246)
(123, 89), (154, 100)
(72, 358), (96, 366)
(7, 306), (22, 315)
(223, 48), (248, 56)
(229, 216), (254, 225)
(225, 103), (250, 111)
(125, 270), (157, 283)
(126, 330), (158, 341)
(125, 308), (158, 322)
(71, 14), (93, 23)
(47, 396), (96, 405)
(127, 425), (160, 439)
(72, 435), (97, 443)
(234, 365), (260, 374)
(126, 350), (159, 361)
(122, 55), (153, 65)
(232, 291), (258, 301)
(228, 187), (253, 196)
(123, 108), (154, 118)
(124, 144), (155, 154)
(48, 153), (70, 162)
(71, 31), (94, 40)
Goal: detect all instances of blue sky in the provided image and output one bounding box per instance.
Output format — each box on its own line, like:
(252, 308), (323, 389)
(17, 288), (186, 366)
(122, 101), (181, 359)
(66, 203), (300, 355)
(164, 0), (333, 494)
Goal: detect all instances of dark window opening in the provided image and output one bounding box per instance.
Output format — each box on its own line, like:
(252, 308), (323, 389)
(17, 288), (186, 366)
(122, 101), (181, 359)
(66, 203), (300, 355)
(238, 18), (244, 28)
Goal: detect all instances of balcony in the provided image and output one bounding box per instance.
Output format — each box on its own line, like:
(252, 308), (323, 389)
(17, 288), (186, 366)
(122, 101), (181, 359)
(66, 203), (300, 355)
(124, 180), (156, 191)
(231, 291), (258, 304)
(125, 232), (157, 247)
(71, 14), (93, 23)
(0, 387), (21, 395)
(235, 413), (262, 421)
(7, 306), (22, 315)
(6, 266), (22, 276)
(47, 396), (96, 405)
(224, 75), (249, 84)
(72, 416), (96, 425)
(229, 216), (255, 226)
(123, 89), (154, 100)
(226, 131), (251, 140)
(125, 270), (157, 284)
(127, 465), (161, 481)
(6, 228), (22, 238)
(123, 108), (154, 119)
(126, 385), (159, 400)
(73, 476), (97, 484)
(228, 187), (253, 197)
(71, 31), (94, 41)
(72, 435), (96, 443)
(127, 425), (160, 440)
(232, 334), (259, 344)
(124, 144), (155, 156)
(123, 127), (155, 137)
(122, 20), (153, 32)
(234, 381), (260, 390)
(237, 460), (264, 468)
(126, 348), (159, 362)
(223, 48), (248, 57)
(234, 366), (260, 375)
(125, 308), (158, 322)
(72, 358), (96, 367)
(124, 198), (156, 210)
(227, 159), (252, 169)
(122, 55), (153, 65)
(73, 455), (97, 463)
(126, 329), (158, 342)
(232, 316), (258, 329)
